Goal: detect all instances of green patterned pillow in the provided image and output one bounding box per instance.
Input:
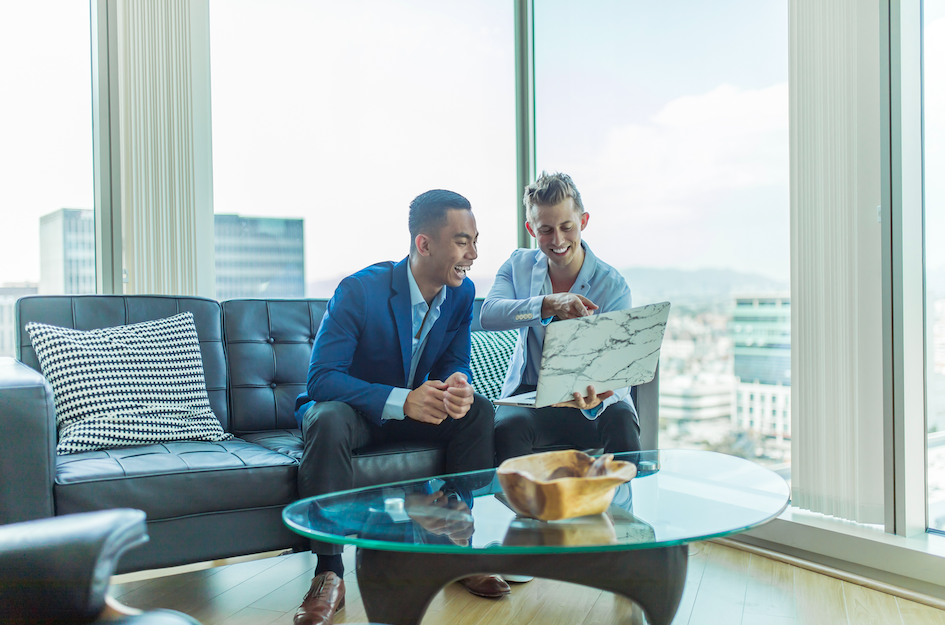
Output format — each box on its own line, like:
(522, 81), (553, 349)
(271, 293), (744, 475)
(469, 330), (517, 402)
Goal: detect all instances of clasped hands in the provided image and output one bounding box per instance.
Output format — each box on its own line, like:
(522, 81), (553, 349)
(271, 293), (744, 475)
(404, 490), (474, 546)
(405, 371), (472, 424)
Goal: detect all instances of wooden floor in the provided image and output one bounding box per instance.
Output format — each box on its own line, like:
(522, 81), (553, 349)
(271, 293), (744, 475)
(109, 541), (945, 625)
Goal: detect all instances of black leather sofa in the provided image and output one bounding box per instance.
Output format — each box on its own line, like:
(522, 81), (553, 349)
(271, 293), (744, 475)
(0, 295), (658, 574)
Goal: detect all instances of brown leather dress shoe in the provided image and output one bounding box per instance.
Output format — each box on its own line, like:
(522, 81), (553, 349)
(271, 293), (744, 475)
(459, 574), (511, 599)
(294, 572), (345, 625)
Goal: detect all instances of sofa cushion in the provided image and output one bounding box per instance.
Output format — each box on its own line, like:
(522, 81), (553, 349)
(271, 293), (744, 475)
(54, 439), (297, 521)
(26, 312), (232, 455)
(469, 329), (517, 401)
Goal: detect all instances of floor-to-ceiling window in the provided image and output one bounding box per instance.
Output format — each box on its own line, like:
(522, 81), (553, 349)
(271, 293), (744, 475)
(0, 1), (95, 356)
(534, 0), (790, 476)
(925, 0), (945, 532)
(208, 0), (518, 301)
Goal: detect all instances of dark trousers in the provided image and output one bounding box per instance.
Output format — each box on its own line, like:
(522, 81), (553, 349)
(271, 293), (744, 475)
(495, 384), (641, 465)
(299, 394), (495, 555)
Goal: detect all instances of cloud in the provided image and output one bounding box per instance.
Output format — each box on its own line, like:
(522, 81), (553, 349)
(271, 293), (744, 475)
(567, 83), (790, 280)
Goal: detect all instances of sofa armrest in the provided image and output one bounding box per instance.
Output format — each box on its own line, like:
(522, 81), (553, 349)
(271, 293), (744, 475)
(0, 509), (148, 624)
(0, 357), (57, 524)
(633, 363), (660, 451)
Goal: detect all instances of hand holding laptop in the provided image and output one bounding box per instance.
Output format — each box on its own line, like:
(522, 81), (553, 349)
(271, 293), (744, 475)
(552, 385), (615, 410)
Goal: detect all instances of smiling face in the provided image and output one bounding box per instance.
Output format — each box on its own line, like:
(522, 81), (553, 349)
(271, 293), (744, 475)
(526, 198), (589, 272)
(413, 208), (479, 298)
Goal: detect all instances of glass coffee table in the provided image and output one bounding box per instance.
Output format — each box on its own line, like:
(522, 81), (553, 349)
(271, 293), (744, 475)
(283, 450), (790, 625)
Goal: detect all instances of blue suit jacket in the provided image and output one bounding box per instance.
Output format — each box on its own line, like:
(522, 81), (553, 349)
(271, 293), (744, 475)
(297, 257), (475, 427)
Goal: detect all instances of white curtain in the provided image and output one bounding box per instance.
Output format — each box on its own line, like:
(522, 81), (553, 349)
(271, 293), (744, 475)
(116, 0), (214, 297)
(790, 0), (885, 524)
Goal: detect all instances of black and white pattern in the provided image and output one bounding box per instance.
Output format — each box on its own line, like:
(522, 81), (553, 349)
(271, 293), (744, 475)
(26, 312), (233, 455)
(469, 329), (517, 402)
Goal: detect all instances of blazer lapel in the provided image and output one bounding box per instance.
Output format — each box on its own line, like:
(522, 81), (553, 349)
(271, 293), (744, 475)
(530, 252), (548, 297)
(390, 258), (413, 386)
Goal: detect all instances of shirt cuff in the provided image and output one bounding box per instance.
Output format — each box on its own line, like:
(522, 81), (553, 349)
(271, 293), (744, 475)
(382, 388), (410, 421)
(581, 404), (604, 420)
(581, 395), (617, 420)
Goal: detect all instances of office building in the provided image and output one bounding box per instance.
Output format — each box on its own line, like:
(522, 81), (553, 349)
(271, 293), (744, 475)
(731, 294), (791, 442)
(39, 208), (96, 295)
(214, 214), (305, 300)
(38, 210), (305, 301)
(0, 283), (38, 358)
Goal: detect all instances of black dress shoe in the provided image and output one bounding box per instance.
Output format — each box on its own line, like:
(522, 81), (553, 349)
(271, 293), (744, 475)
(294, 572), (345, 625)
(459, 574), (511, 598)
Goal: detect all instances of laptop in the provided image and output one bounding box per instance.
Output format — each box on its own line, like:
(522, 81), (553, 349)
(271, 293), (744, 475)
(493, 301), (671, 409)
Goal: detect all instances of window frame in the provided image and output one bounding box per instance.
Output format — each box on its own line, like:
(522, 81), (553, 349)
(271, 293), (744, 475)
(88, 0), (944, 593)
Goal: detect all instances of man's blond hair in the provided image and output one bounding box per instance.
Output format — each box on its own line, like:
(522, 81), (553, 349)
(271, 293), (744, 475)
(523, 171), (585, 221)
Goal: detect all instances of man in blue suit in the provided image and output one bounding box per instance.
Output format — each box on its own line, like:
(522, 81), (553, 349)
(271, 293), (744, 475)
(480, 172), (642, 465)
(292, 190), (502, 625)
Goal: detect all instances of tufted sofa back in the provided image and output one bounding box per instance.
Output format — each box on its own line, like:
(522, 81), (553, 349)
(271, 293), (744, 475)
(15, 295), (229, 431)
(222, 299), (328, 434)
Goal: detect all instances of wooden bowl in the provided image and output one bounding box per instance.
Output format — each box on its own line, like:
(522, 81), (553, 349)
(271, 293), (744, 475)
(497, 450), (637, 521)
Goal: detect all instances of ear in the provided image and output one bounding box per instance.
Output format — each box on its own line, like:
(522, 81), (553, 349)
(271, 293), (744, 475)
(525, 221), (537, 238)
(579, 212), (589, 230)
(415, 233), (432, 256)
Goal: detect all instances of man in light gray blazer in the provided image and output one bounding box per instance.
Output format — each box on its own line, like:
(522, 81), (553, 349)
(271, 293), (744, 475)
(480, 172), (641, 464)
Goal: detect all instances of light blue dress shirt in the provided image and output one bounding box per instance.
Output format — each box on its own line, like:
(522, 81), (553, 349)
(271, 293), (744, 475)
(381, 262), (448, 421)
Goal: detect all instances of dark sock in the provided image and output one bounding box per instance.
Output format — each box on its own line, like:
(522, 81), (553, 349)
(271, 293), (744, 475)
(314, 553), (344, 578)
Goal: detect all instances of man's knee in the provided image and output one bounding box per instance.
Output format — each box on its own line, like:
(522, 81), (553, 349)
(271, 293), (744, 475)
(494, 407), (536, 440)
(303, 401), (360, 443)
(466, 394), (495, 429)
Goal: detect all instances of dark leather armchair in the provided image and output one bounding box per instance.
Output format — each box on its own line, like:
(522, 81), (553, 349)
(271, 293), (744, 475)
(0, 508), (200, 625)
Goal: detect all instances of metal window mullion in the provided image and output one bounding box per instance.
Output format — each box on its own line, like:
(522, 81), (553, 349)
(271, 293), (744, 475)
(881, 0), (926, 538)
(91, 0), (123, 294)
(514, 0), (535, 249)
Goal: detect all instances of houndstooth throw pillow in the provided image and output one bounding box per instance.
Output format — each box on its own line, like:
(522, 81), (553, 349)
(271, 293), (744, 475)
(26, 312), (233, 455)
(469, 329), (517, 402)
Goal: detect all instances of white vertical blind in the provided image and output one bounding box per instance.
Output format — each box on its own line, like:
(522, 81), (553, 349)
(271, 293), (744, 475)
(790, 0), (884, 524)
(116, 0), (214, 297)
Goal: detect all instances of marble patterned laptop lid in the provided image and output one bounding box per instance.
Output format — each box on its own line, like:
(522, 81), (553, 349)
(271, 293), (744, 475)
(534, 301), (671, 408)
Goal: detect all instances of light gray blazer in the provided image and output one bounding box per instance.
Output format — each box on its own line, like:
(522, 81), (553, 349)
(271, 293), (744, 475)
(480, 242), (636, 420)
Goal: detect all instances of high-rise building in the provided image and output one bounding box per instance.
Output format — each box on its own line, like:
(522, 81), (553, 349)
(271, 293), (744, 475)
(0, 283), (39, 358)
(39, 208), (96, 295)
(214, 214), (305, 300)
(731, 294), (791, 442)
(37, 210), (305, 301)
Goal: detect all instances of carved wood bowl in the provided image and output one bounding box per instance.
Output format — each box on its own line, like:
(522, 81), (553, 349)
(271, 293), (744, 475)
(497, 450), (638, 521)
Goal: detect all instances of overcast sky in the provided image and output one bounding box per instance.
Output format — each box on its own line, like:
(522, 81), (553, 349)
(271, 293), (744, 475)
(0, 0), (941, 291)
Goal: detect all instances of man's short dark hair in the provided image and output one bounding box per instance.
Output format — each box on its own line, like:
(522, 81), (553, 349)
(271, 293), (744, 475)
(408, 189), (472, 250)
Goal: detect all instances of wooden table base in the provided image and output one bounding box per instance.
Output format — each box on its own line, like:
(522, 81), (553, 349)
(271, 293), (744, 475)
(356, 545), (688, 625)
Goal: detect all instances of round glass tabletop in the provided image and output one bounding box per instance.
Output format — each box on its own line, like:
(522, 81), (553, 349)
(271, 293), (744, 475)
(282, 449), (790, 554)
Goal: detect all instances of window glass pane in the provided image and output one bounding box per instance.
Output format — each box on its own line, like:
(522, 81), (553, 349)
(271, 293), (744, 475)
(0, 2), (94, 356)
(209, 0), (517, 300)
(925, 0), (945, 532)
(535, 0), (789, 477)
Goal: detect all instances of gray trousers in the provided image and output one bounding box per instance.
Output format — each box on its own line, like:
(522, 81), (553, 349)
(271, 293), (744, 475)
(494, 384), (641, 464)
(298, 394), (495, 555)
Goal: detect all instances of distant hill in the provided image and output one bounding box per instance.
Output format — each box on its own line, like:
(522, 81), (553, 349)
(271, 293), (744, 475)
(620, 267), (788, 309)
